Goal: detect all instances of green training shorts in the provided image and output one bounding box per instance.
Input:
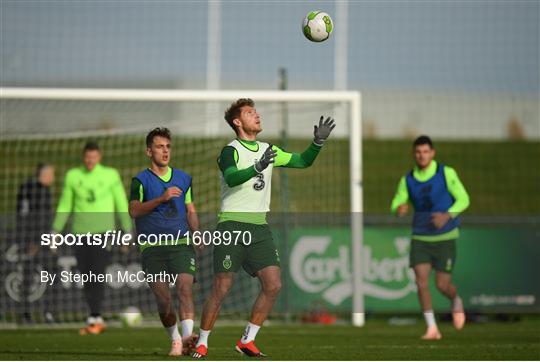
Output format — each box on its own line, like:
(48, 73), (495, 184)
(141, 244), (196, 277)
(213, 221), (280, 277)
(410, 239), (457, 273)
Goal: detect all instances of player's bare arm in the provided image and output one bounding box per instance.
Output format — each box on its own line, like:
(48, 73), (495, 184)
(186, 203), (202, 250)
(128, 186), (182, 218)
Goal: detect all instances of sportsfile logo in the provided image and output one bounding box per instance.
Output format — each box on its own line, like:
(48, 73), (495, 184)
(290, 235), (416, 306)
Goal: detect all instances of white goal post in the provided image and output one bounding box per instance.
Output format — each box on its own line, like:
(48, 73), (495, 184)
(0, 87), (364, 326)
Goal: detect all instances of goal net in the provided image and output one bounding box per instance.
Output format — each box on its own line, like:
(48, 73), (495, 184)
(0, 88), (363, 326)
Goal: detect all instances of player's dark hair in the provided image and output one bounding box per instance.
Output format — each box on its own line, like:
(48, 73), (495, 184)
(413, 135), (434, 149)
(35, 162), (51, 177)
(146, 127), (171, 147)
(224, 98), (255, 134)
(83, 141), (100, 153)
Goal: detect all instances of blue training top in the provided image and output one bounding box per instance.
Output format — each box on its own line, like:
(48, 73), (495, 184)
(133, 168), (192, 241)
(405, 163), (460, 236)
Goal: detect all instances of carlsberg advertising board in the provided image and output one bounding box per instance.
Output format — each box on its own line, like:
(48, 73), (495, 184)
(286, 227), (539, 312)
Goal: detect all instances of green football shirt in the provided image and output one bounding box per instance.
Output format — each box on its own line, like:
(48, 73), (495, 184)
(53, 163), (132, 234)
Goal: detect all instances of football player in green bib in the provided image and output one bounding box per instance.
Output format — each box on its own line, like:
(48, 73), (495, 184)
(192, 98), (335, 358)
(129, 128), (200, 356)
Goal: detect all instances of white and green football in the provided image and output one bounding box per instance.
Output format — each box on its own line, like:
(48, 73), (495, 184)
(302, 11), (333, 42)
(119, 306), (142, 327)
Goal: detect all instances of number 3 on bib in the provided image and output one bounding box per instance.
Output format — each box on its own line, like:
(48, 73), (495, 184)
(253, 173), (265, 191)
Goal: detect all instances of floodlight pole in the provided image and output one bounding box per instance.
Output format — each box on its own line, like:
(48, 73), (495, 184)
(206, 0), (221, 135)
(334, 0), (348, 91)
(333, 0), (364, 327)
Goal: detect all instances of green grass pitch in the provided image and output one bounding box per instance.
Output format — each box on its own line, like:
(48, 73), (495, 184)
(1, 319), (539, 360)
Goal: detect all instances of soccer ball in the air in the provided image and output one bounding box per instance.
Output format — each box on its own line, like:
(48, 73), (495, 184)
(119, 306), (142, 327)
(302, 11), (333, 42)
